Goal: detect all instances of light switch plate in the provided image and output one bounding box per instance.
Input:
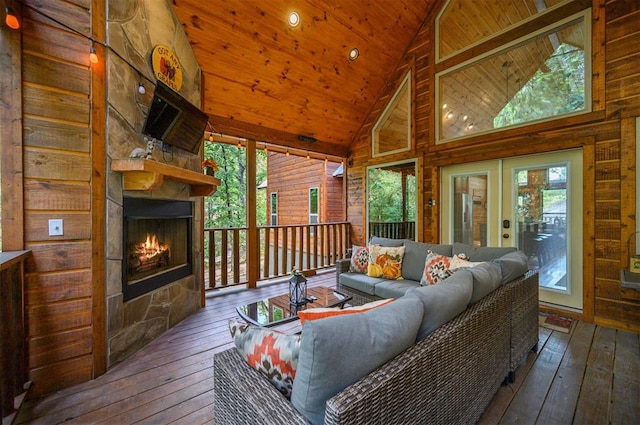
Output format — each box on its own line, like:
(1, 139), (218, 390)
(48, 219), (63, 236)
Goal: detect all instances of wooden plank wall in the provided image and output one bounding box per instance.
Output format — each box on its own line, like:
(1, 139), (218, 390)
(267, 153), (344, 225)
(19, 0), (98, 397)
(346, 0), (640, 332)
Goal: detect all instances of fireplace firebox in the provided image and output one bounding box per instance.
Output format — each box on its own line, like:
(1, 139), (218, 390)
(122, 198), (193, 301)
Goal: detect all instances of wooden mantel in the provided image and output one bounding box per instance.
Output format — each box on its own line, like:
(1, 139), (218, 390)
(111, 158), (220, 196)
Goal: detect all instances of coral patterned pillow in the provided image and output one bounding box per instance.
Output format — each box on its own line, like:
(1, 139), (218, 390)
(349, 245), (369, 273)
(298, 298), (394, 325)
(420, 250), (454, 285)
(367, 245), (405, 279)
(229, 319), (301, 398)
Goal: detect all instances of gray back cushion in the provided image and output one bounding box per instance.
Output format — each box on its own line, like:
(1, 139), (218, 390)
(405, 269), (473, 340)
(467, 262), (503, 304)
(491, 250), (529, 283)
(402, 240), (453, 281)
(291, 297), (423, 425)
(369, 236), (405, 247)
(453, 243), (517, 261)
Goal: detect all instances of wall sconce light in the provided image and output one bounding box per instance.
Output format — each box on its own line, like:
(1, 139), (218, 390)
(5, 6), (19, 30)
(289, 270), (307, 306)
(89, 45), (99, 64)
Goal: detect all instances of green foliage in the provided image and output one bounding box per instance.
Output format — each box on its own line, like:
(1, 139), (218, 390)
(494, 44), (585, 128)
(368, 168), (416, 222)
(203, 142), (267, 229)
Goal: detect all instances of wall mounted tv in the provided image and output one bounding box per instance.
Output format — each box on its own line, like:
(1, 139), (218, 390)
(141, 81), (208, 154)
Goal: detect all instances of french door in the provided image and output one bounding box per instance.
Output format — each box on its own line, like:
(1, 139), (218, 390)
(441, 150), (583, 310)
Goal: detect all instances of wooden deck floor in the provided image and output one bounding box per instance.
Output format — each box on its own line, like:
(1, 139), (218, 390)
(16, 271), (640, 424)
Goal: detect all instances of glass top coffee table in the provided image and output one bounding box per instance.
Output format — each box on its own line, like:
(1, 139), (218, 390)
(236, 286), (352, 327)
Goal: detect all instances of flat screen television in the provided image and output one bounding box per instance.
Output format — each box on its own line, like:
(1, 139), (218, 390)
(141, 81), (208, 154)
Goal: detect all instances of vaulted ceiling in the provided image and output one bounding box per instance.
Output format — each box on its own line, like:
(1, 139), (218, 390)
(172, 0), (437, 157)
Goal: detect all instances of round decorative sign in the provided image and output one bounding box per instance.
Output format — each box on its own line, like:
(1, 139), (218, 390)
(151, 45), (183, 91)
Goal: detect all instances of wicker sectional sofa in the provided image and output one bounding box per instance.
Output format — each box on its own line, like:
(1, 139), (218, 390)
(213, 239), (538, 425)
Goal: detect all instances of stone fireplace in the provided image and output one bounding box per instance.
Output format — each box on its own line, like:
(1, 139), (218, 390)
(104, 1), (205, 368)
(122, 198), (193, 302)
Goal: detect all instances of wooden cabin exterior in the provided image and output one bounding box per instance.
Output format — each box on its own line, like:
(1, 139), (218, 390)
(0, 0), (639, 406)
(265, 152), (345, 226)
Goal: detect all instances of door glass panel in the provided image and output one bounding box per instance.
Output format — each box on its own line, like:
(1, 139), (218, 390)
(514, 165), (568, 292)
(367, 161), (417, 240)
(452, 174), (488, 246)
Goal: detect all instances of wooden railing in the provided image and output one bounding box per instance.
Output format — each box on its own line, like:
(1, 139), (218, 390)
(0, 250), (31, 422)
(204, 222), (350, 289)
(369, 221), (415, 239)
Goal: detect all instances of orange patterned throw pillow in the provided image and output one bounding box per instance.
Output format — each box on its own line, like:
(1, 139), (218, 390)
(420, 250), (454, 285)
(229, 319), (301, 398)
(349, 245), (369, 273)
(298, 298), (395, 325)
(367, 245), (405, 279)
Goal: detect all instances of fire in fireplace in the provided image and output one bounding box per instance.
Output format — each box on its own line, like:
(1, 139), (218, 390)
(129, 233), (172, 280)
(122, 198), (193, 301)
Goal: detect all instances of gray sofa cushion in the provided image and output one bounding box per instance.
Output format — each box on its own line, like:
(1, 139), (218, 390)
(405, 269), (473, 341)
(339, 272), (385, 295)
(373, 279), (420, 299)
(402, 240), (453, 281)
(369, 236), (405, 247)
(492, 250), (529, 284)
(453, 243), (517, 262)
(291, 296), (423, 425)
(467, 262), (504, 304)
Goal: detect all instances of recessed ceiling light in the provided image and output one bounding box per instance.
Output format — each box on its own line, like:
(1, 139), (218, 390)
(288, 11), (300, 27)
(348, 47), (359, 61)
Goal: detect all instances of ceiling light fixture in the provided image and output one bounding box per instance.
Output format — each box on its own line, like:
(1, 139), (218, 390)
(442, 104), (447, 109)
(446, 112), (454, 119)
(5, 6), (19, 30)
(288, 11), (300, 27)
(137, 82), (146, 94)
(348, 48), (359, 61)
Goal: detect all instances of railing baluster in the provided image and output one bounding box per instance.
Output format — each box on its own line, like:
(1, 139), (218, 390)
(282, 226), (288, 274)
(273, 227), (280, 277)
(297, 226), (304, 271)
(263, 227), (270, 279)
(208, 230), (215, 289)
(233, 228), (240, 284)
(290, 226), (297, 271)
(204, 222), (350, 290)
(221, 230), (228, 286)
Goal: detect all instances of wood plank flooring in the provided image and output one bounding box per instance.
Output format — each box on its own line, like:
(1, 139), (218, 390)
(16, 270), (640, 424)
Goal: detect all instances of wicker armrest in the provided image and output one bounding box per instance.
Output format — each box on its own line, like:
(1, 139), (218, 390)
(214, 349), (309, 425)
(335, 257), (351, 285)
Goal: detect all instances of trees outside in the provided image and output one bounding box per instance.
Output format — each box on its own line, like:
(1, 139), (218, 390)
(203, 142), (267, 229)
(495, 43), (585, 128)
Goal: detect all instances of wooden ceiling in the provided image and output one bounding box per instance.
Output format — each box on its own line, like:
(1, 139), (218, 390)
(172, 0), (437, 157)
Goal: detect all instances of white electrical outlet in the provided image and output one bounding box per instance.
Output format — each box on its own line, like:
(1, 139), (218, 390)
(48, 219), (63, 236)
